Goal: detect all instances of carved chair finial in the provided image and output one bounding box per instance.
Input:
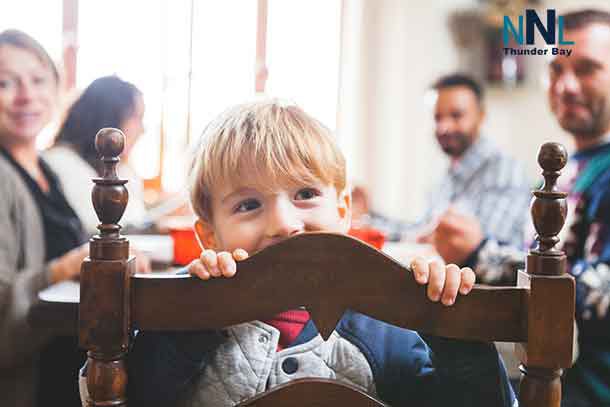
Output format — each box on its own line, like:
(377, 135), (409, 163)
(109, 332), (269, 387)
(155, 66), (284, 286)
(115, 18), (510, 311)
(519, 142), (573, 404)
(80, 128), (134, 406)
(531, 142), (568, 257)
(91, 128), (129, 240)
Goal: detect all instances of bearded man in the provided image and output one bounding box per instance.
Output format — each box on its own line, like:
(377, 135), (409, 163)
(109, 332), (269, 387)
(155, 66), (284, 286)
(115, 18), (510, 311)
(418, 73), (530, 249)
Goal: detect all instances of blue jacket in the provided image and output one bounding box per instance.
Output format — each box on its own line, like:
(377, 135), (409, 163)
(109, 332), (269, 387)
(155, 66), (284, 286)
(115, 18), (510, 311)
(126, 310), (516, 406)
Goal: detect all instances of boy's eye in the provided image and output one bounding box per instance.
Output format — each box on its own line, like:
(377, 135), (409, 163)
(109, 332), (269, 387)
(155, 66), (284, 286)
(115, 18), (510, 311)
(295, 188), (320, 200)
(234, 198), (261, 213)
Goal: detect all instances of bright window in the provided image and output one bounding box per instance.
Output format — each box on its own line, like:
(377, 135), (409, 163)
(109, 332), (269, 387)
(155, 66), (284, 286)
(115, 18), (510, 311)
(78, 0), (167, 182)
(78, 0), (257, 192)
(0, 0), (63, 61)
(77, 1), (341, 193)
(266, 0), (341, 129)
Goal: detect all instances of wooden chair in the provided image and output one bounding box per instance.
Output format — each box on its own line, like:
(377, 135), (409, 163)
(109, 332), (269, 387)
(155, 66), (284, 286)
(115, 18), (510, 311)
(79, 129), (575, 407)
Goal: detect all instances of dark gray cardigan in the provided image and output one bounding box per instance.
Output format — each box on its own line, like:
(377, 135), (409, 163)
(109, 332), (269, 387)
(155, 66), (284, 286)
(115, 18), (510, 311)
(0, 153), (54, 407)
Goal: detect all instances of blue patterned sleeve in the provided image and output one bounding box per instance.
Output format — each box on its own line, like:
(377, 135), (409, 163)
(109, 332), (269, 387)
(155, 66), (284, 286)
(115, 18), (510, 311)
(570, 233), (610, 326)
(465, 238), (525, 285)
(567, 174), (610, 327)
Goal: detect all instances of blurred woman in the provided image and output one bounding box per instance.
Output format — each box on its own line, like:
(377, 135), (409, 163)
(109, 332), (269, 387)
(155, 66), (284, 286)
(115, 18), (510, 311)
(0, 29), (88, 407)
(45, 75), (148, 234)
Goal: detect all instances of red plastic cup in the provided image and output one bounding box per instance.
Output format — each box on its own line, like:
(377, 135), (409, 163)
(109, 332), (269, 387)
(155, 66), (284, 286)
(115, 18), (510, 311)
(348, 227), (386, 250)
(170, 227), (202, 265)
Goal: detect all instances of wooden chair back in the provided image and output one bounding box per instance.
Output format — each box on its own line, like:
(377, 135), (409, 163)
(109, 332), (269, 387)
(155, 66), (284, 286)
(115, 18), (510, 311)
(79, 129), (575, 407)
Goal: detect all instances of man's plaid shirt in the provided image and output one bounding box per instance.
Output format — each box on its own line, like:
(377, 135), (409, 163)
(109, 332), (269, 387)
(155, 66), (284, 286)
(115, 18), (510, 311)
(422, 136), (531, 247)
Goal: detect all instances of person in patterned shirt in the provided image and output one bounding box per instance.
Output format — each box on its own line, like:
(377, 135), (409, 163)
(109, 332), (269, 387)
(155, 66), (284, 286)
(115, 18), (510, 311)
(419, 74), (530, 250)
(427, 9), (610, 406)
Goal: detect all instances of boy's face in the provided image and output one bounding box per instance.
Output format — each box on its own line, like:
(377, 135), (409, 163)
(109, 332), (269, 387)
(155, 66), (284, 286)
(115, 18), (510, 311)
(195, 172), (351, 254)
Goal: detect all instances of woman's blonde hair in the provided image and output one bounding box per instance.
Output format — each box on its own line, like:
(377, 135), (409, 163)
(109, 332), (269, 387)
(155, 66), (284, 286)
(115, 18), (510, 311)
(190, 99), (346, 222)
(0, 29), (59, 83)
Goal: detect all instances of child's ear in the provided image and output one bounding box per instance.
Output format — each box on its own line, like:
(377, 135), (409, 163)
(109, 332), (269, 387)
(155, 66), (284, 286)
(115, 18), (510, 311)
(337, 189), (352, 232)
(194, 219), (217, 250)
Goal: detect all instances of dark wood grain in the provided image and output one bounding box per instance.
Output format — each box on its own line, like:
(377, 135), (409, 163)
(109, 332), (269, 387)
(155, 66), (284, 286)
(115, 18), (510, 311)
(236, 378), (387, 406)
(79, 128), (132, 407)
(132, 233), (528, 342)
(517, 142), (574, 407)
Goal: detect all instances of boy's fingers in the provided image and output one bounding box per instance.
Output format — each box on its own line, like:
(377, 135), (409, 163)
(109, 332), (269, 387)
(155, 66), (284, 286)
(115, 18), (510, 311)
(427, 260), (445, 302)
(217, 251), (237, 278)
(200, 249), (218, 267)
(441, 264), (461, 306)
(410, 257), (429, 284)
(188, 261), (210, 280)
(459, 267), (476, 294)
(187, 259), (198, 275)
(201, 249), (221, 277)
(233, 248), (249, 261)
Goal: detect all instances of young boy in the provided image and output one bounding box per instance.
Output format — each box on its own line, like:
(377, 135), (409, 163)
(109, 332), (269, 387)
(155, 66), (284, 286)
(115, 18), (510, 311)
(124, 100), (516, 406)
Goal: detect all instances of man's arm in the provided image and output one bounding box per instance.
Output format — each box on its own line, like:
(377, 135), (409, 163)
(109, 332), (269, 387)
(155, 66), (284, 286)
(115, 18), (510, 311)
(563, 170), (610, 325)
(569, 236), (610, 326)
(469, 238), (525, 285)
(429, 208), (526, 285)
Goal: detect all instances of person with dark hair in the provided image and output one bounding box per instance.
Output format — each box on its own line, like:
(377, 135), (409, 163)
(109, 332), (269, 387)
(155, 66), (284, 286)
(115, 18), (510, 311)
(414, 73), (530, 252)
(0, 29), (90, 407)
(427, 9), (610, 406)
(562, 7), (610, 31)
(44, 76), (148, 233)
(432, 73), (483, 105)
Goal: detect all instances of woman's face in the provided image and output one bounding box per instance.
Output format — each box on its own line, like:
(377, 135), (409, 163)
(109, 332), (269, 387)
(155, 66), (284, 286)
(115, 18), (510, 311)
(0, 45), (57, 147)
(121, 94), (145, 158)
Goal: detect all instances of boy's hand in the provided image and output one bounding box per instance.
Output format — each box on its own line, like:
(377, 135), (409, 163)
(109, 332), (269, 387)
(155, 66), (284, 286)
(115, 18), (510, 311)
(188, 249), (249, 280)
(410, 257), (475, 306)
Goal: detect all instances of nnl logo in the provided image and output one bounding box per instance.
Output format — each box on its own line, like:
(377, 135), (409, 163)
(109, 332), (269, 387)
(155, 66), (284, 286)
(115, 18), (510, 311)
(503, 9), (574, 45)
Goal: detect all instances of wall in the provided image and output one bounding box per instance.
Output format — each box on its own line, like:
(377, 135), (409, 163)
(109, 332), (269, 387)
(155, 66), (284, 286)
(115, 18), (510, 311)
(337, 0), (463, 221)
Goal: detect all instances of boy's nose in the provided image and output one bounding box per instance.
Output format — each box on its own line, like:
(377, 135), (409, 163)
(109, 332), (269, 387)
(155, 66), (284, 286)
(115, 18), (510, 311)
(266, 198), (304, 240)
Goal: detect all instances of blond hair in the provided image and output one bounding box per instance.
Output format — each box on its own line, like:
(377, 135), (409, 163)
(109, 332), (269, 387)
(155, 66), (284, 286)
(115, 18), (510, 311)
(0, 29), (59, 84)
(190, 99), (346, 222)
